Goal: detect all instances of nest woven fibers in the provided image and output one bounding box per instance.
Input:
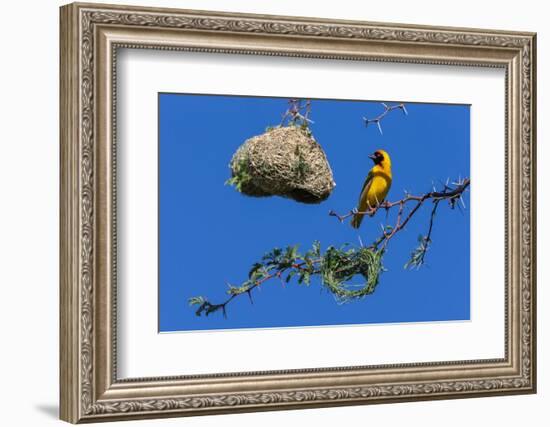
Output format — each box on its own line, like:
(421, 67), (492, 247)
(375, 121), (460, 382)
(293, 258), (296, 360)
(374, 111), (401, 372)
(228, 125), (336, 204)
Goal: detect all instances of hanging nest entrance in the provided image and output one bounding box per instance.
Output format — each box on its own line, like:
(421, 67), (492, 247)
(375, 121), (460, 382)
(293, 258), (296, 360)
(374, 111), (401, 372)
(228, 125), (336, 204)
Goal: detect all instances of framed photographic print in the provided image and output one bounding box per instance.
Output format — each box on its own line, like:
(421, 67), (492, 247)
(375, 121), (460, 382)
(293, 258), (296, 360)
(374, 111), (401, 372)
(60, 2), (536, 423)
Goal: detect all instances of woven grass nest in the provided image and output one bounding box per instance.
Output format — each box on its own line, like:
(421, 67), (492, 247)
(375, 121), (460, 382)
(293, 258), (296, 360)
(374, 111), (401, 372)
(228, 125), (336, 204)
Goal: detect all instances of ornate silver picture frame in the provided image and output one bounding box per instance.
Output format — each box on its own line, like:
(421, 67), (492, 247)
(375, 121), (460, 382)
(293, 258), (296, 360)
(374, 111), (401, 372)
(60, 2), (536, 423)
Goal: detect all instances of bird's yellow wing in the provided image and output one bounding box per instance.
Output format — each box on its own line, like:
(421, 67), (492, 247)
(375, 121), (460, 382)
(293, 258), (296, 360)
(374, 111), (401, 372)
(351, 170), (374, 229)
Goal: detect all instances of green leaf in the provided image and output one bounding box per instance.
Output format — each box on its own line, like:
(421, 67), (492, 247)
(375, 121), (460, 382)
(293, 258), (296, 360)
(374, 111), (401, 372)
(285, 271), (296, 283)
(248, 262), (263, 279)
(188, 296), (205, 306)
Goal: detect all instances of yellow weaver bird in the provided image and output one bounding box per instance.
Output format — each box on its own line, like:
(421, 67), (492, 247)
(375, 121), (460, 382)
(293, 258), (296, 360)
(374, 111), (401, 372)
(351, 149), (392, 229)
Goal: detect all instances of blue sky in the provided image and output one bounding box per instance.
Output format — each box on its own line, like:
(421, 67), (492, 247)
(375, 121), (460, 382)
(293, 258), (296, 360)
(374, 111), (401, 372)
(158, 93), (470, 332)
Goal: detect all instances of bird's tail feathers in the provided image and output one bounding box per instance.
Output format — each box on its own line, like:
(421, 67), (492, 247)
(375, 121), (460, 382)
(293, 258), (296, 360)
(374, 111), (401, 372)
(351, 213), (364, 229)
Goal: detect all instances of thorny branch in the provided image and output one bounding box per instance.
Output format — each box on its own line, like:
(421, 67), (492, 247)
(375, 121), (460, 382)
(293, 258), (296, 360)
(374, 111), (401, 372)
(363, 102), (408, 135)
(189, 241), (383, 318)
(190, 177), (469, 318)
(191, 257), (320, 318)
(280, 99), (313, 127)
(330, 177), (470, 262)
(412, 198), (441, 267)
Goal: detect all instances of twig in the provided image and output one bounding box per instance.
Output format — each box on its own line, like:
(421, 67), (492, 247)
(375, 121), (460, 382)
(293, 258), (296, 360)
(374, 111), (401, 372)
(417, 199), (440, 265)
(363, 102), (408, 135)
(281, 99), (314, 127)
(193, 260), (319, 317)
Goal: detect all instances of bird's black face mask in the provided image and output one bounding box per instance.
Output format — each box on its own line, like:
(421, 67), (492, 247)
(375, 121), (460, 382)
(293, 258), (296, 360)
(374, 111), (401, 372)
(369, 151), (384, 165)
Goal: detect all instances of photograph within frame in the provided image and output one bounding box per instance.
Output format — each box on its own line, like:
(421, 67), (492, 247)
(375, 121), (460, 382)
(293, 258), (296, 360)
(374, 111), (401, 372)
(158, 93), (471, 333)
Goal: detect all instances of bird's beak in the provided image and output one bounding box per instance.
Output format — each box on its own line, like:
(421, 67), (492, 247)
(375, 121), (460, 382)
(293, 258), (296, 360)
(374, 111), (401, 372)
(368, 153), (377, 162)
